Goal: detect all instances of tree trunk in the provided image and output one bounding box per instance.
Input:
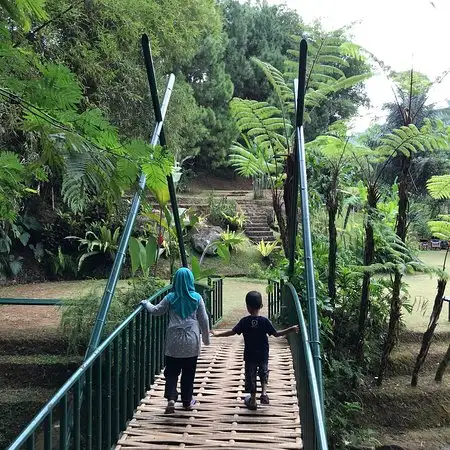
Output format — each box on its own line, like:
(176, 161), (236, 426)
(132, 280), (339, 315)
(411, 278), (447, 386)
(343, 205), (352, 230)
(326, 176), (338, 305)
(435, 342), (450, 382)
(327, 200), (338, 304)
(356, 185), (378, 363)
(283, 154), (295, 259)
(273, 189), (288, 256)
(377, 155), (410, 385)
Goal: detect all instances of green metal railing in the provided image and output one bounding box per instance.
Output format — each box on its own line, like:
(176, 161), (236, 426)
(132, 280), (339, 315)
(7, 278), (224, 450)
(0, 298), (61, 305)
(267, 278), (283, 322)
(207, 276), (223, 325)
(7, 286), (171, 450)
(282, 282), (328, 450)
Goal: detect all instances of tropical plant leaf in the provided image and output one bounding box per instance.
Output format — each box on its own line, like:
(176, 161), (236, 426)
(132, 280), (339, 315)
(191, 255), (201, 281)
(128, 237), (141, 276)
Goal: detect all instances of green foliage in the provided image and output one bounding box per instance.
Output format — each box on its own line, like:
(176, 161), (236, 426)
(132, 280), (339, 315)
(220, 227), (246, 252)
(48, 246), (78, 278)
(191, 238), (231, 281)
(67, 223), (121, 271)
(378, 120), (448, 158)
(221, 211), (246, 230)
(190, 255), (215, 281)
(0, 0), (48, 31)
(428, 215), (450, 241)
(221, 0), (301, 102)
(427, 174), (450, 199)
(207, 195), (237, 227)
(0, 152), (33, 222)
(256, 239), (278, 258)
(60, 277), (165, 353)
(128, 236), (158, 277)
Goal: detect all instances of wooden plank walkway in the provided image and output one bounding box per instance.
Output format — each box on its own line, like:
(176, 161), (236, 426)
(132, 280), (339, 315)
(116, 334), (302, 449)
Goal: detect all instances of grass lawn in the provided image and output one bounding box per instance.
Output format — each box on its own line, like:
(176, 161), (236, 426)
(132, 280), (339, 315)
(219, 277), (269, 328)
(0, 278), (131, 300)
(188, 240), (264, 278)
(402, 250), (450, 332)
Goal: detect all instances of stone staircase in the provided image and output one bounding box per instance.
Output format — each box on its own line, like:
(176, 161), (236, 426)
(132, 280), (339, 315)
(237, 199), (275, 243)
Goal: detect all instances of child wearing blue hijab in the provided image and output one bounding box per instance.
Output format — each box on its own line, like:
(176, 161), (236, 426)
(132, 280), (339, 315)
(141, 267), (210, 414)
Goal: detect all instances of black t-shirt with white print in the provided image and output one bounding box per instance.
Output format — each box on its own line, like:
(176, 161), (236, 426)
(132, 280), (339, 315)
(232, 315), (277, 363)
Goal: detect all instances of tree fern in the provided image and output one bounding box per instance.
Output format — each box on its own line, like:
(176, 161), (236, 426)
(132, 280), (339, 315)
(285, 33), (370, 122)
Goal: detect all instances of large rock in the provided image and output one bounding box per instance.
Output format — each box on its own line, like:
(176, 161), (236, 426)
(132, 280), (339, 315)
(191, 225), (223, 255)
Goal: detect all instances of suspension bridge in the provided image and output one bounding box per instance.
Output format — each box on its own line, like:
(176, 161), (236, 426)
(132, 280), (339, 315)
(3, 35), (327, 450)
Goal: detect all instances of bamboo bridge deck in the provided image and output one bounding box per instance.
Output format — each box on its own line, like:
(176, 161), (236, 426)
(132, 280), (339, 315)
(116, 334), (301, 449)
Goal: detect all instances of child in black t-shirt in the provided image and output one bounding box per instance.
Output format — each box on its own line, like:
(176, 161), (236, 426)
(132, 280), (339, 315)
(212, 291), (298, 410)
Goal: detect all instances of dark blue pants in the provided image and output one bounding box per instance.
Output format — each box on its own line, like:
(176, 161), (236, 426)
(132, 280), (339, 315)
(164, 355), (198, 404)
(244, 360), (269, 394)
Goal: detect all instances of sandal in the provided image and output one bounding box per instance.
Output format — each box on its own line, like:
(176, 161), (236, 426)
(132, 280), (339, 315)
(165, 400), (175, 414)
(183, 399), (197, 411)
(260, 394), (270, 405)
(244, 395), (257, 410)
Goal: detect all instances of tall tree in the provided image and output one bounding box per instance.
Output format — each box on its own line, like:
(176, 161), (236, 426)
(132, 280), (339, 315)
(229, 33), (370, 255)
(376, 71), (449, 383)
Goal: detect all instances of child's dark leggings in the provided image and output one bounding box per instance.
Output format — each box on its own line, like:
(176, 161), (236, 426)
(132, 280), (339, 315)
(164, 355), (198, 404)
(245, 360), (269, 394)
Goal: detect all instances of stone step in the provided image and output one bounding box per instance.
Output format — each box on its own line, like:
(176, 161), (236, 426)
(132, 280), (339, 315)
(247, 233), (274, 242)
(246, 216), (268, 220)
(245, 224), (268, 229)
(245, 226), (271, 232)
(246, 231), (275, 238)
(248, 236), (276, 243)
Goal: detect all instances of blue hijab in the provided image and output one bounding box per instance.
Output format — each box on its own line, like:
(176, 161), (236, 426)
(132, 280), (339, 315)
(166, 268), (201, 319)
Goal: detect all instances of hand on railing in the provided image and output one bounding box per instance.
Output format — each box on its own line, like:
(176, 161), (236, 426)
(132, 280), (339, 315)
(140, 300), (149, 310)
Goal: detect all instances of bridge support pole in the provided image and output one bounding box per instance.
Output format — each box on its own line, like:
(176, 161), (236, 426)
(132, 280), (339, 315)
(85, 35), (177, 359)
(290, 39), (325, 416)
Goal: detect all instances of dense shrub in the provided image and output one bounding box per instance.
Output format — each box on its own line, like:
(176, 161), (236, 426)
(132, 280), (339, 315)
(60, 277), (166, 353)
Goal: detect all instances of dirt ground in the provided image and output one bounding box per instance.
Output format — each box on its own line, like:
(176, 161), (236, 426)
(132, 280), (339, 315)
(187, 173), (252, 192)
(0, 277), (267, 335)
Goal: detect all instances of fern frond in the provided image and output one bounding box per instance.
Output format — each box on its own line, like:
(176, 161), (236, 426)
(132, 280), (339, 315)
(229, 141), (277, 178)
(427, 175), (450, 199)
(30, 63), (83, 111)
(230, 98), (289, 153)
(0, 0), (48, 31)
(377, 122), (447, 158)
(340, 42), (365, 61)
(251, 58), (294, 104)
(428, 218), (450, 241)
